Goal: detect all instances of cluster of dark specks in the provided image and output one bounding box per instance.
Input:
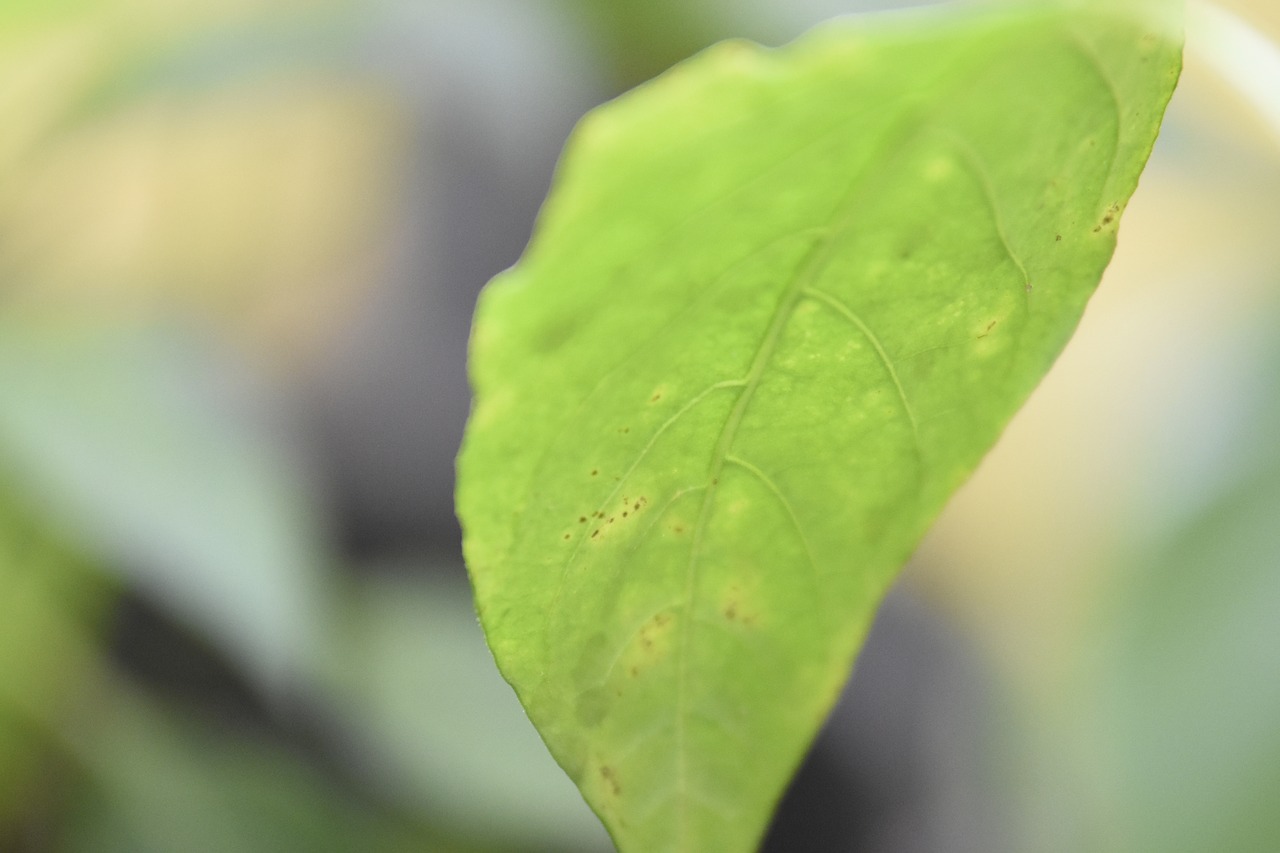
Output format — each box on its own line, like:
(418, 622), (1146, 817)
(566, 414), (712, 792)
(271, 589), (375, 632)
(638, 611), (672, 652)
(566, 494), (648, 544)
(1094, 201), (1120, 233)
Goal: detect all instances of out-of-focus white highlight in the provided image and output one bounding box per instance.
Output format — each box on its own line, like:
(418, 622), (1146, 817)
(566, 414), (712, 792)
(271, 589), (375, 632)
(1191, 1), (1280, 145)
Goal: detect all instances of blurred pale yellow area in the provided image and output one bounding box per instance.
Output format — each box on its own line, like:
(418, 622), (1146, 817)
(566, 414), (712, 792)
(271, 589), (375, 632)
(0, 0), (406, 368)
(909, 0), (1280, 710)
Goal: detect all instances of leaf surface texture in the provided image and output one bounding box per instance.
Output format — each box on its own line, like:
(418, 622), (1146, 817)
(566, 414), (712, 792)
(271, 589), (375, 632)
(458, 2), (1182, 849)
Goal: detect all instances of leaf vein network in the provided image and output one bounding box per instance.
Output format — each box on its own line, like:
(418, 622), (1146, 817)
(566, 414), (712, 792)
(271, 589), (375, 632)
(723, 454), (824, 602)
(799, 285), (923, 463)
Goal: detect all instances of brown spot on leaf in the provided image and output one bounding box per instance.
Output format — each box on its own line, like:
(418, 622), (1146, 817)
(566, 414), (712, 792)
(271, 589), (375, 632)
(600, 766), (621, 796)
(722, 585), (759, 628)
(1095, 202), (1121, 232)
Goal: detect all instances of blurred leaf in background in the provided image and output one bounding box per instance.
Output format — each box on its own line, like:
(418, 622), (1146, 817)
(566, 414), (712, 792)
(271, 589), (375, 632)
(1096, 420), (1280, 852)
(0, 0), (619, 849)
(321, 565), (611, 850)
(59, 689), (435, 853)
(0, 476), (108, 847)
(0, 319), (332, 690)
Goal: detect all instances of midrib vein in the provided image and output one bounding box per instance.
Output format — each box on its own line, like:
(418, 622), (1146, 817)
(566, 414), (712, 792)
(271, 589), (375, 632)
(671, 224), (848, 845)
(665, 43), (985, 845)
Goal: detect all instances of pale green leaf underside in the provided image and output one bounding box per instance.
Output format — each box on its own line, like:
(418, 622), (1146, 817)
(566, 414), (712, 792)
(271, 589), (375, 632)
(458, 2), (1181, 850)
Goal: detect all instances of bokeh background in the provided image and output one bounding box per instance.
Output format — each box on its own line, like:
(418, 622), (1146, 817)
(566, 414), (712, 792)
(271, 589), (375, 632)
(1, 0), (1278, 850)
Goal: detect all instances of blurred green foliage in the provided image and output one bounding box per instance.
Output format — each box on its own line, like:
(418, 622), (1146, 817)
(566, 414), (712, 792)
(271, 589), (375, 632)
(1091, 338), (1280, 852)
(0, 0), (610, 849)
(0, 475), (107, 839)
(556, 0), (729, 88)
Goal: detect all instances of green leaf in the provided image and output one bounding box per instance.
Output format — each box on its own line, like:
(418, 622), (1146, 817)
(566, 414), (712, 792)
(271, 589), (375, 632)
(457, 1), (1182, 849)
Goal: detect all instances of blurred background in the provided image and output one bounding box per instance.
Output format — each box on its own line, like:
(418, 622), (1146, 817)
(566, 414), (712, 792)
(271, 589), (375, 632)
(0, 0), (1277, 850)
